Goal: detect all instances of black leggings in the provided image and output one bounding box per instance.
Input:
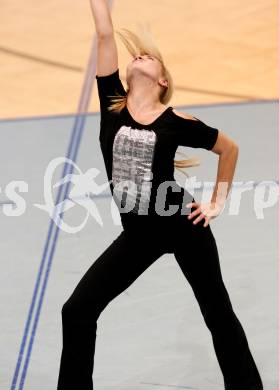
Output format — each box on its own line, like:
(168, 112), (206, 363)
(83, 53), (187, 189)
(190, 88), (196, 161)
(57, 215), (263, 390)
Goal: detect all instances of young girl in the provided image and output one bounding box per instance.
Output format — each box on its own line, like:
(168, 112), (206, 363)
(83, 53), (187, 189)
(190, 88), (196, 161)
(57, 1), (264, 389)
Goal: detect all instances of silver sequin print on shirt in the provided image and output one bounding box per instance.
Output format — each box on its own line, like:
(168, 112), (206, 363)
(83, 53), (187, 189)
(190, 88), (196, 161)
(112, 125), (157, 214)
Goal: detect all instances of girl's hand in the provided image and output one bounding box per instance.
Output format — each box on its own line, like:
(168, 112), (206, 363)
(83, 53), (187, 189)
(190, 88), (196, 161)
(185, 201), (223, 227)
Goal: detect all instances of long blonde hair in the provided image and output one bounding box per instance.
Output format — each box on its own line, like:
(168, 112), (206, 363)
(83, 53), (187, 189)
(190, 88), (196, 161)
(107, 23), (201, 177)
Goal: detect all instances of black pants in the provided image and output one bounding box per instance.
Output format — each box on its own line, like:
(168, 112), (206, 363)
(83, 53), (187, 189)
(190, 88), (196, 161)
(57, 214), (263, 390)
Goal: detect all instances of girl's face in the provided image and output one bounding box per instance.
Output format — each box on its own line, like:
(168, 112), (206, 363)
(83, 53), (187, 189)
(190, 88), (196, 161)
(126, 54), (167, 88)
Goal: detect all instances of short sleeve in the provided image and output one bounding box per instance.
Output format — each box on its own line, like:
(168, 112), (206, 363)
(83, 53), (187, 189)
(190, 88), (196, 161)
(173, 114), (219, 150)
(95, 68), (127, 117)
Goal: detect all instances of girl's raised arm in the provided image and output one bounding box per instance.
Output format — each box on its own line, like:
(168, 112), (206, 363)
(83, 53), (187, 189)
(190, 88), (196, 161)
(89, 0), (118, 76)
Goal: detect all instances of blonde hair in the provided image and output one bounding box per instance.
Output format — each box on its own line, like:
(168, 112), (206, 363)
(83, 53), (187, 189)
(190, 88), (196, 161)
(107, 23), (201, 177)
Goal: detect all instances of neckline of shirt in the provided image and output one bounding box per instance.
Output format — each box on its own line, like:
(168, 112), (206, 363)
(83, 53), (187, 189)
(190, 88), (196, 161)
(124, 105), (173, 127)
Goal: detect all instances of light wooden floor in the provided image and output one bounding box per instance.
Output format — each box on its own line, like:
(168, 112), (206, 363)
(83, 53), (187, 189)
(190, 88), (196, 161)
(0, 0), (278, 120)
(1, 2), (278, 390)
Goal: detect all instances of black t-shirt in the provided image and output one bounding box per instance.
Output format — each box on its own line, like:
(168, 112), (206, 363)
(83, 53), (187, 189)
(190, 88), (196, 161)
(95, 68), (219, 223)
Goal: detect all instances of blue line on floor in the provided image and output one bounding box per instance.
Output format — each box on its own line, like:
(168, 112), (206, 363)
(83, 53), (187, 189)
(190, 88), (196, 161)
(9, 0), (114, 385)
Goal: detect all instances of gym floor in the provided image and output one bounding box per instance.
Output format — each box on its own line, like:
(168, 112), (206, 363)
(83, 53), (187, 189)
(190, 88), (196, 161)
(0, 1), (278, 389)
